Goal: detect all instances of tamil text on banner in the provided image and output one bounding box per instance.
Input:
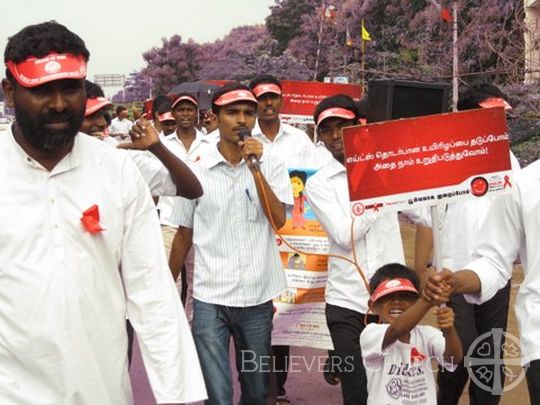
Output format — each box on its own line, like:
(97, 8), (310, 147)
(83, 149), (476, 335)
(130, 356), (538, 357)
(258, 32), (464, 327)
(342, 107), (512, 216)
(280, 80), (362, 125)
(272, 167), (333, 350)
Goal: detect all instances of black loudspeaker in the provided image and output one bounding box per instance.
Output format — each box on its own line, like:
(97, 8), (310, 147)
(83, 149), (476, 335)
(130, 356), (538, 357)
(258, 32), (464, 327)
(367, 79), (450, 123)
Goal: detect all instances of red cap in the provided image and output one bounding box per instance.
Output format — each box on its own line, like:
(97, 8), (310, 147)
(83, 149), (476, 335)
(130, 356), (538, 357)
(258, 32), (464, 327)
(252, 83), (282, 98)
(370, 278), (419, 303)
(6, 52), (87, 88)
(85, 97), (112, 117)
(172, 95), (198, 109)
(158, 111), (176, 122)
(214, 89), (258, 106)
(478, 97), (512, 111)
(316, 107), (356, 126)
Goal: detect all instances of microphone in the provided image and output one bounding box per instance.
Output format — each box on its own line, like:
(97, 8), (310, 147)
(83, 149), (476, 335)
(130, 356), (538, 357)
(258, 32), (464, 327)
(238, 128), (260, 171)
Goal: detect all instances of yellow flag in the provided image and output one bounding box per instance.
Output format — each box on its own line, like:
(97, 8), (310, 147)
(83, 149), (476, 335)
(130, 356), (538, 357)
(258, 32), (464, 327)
(361, 20), (372, 41)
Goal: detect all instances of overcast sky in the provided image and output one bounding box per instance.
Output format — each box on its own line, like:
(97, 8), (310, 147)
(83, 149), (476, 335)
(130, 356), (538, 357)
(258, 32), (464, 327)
(1, 0), (275, 80)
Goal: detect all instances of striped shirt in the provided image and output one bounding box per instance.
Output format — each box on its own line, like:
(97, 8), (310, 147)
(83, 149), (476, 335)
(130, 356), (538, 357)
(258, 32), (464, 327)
(174, 140), (293, 307)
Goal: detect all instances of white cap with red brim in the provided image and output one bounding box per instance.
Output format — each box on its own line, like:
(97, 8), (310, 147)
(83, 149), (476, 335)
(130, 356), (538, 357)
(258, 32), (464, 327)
(478, 97), (512, 111)
(6, 53), (87, 88)
(316, 107), (356, 126)
(252, 83), (282, 98)
(214, 89), (258, 106)
(171, 95), (198, 109)
(158, 112), (176, 122)
(370, 278), (419, 303)
(85, 97), (112, 117)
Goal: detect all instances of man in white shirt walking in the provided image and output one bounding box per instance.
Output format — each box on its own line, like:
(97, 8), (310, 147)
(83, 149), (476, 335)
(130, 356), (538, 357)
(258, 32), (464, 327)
(414, 84), (520, 405)
(109, 105), (133, 144)
(161, 93), (215, 323)
(424, 157), (540, 403)
(305, 95), (405, 405)
(173, 83), (293, 405)
(0, 21), (206, 405)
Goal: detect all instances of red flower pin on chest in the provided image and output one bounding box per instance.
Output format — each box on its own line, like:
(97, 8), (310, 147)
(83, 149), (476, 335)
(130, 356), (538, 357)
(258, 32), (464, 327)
(81, 204), (105, 234)
(410, 347), (426, 363)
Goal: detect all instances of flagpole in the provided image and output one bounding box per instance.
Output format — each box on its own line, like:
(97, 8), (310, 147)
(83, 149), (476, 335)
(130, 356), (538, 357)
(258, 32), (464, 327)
(452, 1), (458, 111)
(361, 19), (366, 89)
(313, 2), (326, 80)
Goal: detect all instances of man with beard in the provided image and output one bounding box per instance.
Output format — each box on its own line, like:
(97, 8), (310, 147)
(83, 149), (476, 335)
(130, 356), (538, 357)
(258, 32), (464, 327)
(304, 95), (405, 405)
(0, 21), (206, 404)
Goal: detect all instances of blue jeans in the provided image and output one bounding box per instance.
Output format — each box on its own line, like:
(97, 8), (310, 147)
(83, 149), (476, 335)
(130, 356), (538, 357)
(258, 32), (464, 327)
(193, 299), (273, 405)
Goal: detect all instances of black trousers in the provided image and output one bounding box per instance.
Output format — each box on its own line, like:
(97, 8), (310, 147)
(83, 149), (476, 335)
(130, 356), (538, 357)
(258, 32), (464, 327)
(127, 319), (134, 368)
(437, 281), (511, 405)
(527, 360), (540, 405)
(272, 345), (290, 395)
(326, 303), (377, 405)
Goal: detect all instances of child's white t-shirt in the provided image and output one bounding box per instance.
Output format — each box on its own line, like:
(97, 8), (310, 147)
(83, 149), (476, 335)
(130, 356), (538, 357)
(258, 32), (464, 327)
(360, 323), (457, 405)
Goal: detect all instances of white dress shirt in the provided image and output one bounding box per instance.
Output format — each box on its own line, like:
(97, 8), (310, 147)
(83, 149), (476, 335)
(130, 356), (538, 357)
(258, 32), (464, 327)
(157, 129), (215, 226)
(464, 158), (540, 366)
(0, 128), (206, 404)
(174, 139), (293, 307)
(108, 117), (133, 144)
(412, 151), (520, 270)
(305, 158), (405, 314)
(252, 121), (331, 168)
(126, 150), (179, 197)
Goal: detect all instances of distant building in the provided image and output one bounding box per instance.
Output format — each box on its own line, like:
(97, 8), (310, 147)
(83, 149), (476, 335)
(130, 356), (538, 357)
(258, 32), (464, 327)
(525, 0), (540, 82)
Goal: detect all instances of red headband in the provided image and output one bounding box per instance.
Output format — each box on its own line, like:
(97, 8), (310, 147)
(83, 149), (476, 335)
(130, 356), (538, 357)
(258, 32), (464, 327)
(172, 95), (198, 109)
(370, 278), (419, 303)
(316, 107), (356, 126)
(85, 97), (112, 117)
(6, 53), (87, 88)
(252, 83), (282, 98)
(214, 89), (258, 106)
(478, 97), (512, 111)
(158, 112), (176, 122)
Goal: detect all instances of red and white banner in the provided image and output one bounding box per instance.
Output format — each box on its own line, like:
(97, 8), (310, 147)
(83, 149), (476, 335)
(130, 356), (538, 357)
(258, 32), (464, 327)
(342, 107), (513, 216)
(280, 80), (362, 124)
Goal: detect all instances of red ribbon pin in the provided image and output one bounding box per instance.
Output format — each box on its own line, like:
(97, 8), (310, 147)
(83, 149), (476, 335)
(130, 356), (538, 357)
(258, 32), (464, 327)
(81, 204), (104, 234)
(410, 347), (426, 363)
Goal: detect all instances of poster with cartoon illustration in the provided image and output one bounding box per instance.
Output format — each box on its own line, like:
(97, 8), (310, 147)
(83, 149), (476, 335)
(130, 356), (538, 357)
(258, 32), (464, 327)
(272, 167), (333, 350)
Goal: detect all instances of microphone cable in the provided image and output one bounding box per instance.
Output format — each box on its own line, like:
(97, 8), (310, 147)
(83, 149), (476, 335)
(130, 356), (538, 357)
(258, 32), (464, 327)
(252, 169), (371, 295)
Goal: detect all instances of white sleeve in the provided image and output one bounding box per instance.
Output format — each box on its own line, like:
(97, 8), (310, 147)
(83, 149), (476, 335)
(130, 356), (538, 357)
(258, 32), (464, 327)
(423, 326), (457, 372)
(127, 150), (177, 197)
(464, 188), (523, 304)
(120, 157), (207, 403)
(360, 323), (388, 370)
(305, 174), (378, 250)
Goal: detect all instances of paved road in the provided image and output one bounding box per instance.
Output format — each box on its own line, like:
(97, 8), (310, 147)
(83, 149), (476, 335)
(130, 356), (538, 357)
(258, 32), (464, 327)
(130, 338), (342, 404)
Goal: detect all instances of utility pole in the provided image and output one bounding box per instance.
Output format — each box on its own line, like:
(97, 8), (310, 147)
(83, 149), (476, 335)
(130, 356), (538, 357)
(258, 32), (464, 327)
(452, 1), (458, 111)
(313, 2), (326, 80)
